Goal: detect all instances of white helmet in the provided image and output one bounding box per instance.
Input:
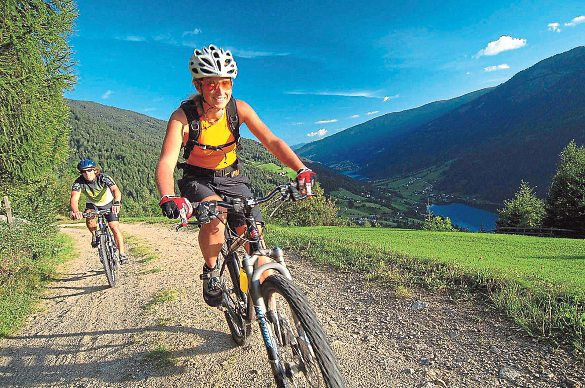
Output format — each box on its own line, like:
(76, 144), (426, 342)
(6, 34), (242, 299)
(188, 44), (238, 79)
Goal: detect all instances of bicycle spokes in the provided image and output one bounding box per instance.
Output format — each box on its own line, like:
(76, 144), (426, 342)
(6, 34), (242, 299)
(268, 291), (325, 386)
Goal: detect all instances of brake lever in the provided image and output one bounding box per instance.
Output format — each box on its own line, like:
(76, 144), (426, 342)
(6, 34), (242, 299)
(179, 206), (188, 227)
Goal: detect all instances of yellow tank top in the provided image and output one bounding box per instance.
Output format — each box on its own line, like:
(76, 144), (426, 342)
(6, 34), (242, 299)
(183, 112), (238, 169)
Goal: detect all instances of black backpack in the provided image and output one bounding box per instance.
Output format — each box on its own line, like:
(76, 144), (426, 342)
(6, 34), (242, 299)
(180, 95), (240, 160)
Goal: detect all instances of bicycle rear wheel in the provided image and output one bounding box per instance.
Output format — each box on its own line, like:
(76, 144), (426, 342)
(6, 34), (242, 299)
(261, 274), (344, 388)
(219, 249), (252, 346)
(99, 233), (116, 287)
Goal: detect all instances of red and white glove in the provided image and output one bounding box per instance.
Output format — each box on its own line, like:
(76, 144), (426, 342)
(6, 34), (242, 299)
(159, 195), (193, 219)
(296, 168), (316, 196)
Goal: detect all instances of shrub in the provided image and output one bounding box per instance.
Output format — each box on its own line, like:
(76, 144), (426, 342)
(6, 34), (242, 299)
(263, 183), (343, 226)
(422, 214), (457, 231)
(497, 180), (545, 228)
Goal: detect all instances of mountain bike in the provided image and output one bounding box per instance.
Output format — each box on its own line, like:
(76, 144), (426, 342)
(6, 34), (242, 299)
(177, 182), (345, 388)
(83, 210), (120, 287)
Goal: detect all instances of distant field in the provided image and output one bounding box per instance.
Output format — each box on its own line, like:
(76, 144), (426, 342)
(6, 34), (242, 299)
(266, 226), (585, 350)
(268, 226), (585, 294)
(252, 162), (296, 179)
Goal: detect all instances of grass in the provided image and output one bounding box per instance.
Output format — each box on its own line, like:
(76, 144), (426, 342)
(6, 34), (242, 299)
(139, 267), (162, 275)
(252, 161), (296, 179)
(57, 215), (177, 225)
(265, 225), (585, 353)
(144, 344), (175, 368)
(0, 230), (76, 337)
(144, 288), (178, 310)
(124, 234), (158, 263)
(123, 216), (177, 224)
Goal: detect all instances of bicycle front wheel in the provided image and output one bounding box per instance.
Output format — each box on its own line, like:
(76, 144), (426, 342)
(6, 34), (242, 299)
(261, 274), (344, 388)
(99, 234), (116, 287)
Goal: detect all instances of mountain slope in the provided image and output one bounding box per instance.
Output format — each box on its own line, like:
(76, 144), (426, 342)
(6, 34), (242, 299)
(67, 100), (294, 214)
(298, 46), (585, 204)
(67, 100), (389, 218)
(297, 88), (492, 169)
(362, 46), (585, 201)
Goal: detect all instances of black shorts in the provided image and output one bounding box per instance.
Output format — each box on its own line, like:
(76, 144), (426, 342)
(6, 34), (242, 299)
(178, 173), (263, 227)
(85, 202), (119, 222)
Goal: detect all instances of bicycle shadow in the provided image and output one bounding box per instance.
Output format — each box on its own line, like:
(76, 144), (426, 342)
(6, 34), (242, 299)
(42, 284), (110, 299)
(1, 325), (236, 385)
(42, 270), (109, 299)
(51, 270), (102, 282)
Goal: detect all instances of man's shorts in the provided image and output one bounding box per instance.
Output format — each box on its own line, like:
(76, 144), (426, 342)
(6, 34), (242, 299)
(178, 173), (263, 227)
(85, 202), (119, 222)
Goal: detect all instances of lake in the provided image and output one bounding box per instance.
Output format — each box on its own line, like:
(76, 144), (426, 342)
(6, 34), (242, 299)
(428, 203), (498, 232)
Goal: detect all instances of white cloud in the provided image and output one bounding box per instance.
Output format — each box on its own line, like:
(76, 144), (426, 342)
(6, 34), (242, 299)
(290, 122), (304, 126)
(476, 36), (526, 57)
(143, 107), (156, 112)
(124, 35), (146, 42)
(383, 94), (400, 102)
(307, 129), (328, 137)
(565, 15), (585, 27)
(315, 119), (338, 124)
(366, 111), (379, 116)
(350, 114), (360, 118)
(231, 49), (289, 58)
(102, 90), (113, 99)
(287, 90), (380, 99)
(154, 34), (179, 46)
(182, 28), (202, 37)
(484, 64), (510, 72)
(548, 22), (561, 32)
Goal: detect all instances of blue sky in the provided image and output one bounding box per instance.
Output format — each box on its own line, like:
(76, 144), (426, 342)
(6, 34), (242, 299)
(66, 0), (585, 146)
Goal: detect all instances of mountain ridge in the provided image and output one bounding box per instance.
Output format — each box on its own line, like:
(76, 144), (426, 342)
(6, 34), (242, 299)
(298, 46), (585, 203)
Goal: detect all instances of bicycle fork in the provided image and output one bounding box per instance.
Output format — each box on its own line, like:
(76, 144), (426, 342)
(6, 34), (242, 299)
(242, 248), (292, 385)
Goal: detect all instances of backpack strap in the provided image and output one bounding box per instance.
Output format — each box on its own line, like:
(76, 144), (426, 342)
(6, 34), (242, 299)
(226, 97), (241, 147)
(180, 98), (201, 160)
(181, 96), (241, 159)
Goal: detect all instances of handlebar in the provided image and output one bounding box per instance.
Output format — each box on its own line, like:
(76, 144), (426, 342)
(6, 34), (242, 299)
(82, 209), (111, 219)
(177, 182), (306, 228)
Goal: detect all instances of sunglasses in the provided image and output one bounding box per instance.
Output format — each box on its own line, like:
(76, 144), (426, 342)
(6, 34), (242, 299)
(80, 169), (95, 174)
(200, 79), (233, 92)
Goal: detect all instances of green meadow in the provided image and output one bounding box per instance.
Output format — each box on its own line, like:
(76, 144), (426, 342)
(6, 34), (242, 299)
(266, 226), (585, 352)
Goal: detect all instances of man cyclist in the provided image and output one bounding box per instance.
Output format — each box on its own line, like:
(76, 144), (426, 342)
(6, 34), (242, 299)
(155, 44), (315, 307)
(70, 158), (128, 264)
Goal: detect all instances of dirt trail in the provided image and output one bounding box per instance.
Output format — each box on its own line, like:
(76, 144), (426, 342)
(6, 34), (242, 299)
(0, 223), (583, 387)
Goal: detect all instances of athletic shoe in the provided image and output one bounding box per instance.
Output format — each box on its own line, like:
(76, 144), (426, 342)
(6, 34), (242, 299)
(91, 234), (98, 248)
(200, 265), (222, 307)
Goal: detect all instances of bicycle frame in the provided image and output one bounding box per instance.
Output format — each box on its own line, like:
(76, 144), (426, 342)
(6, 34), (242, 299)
(84, 209), (119, 286)
(178, 184), (344, 387)
(180, 184), (301, 378)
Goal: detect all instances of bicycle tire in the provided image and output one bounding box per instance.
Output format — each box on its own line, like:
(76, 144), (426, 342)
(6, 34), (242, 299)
(261, 274), (345, 388)
(99, 233), (116, 287)
(220, 249), (252, 346)
(107, 229), (120, 271)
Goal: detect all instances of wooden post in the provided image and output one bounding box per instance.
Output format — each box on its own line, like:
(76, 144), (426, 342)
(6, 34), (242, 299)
(3, 196), (13, 227)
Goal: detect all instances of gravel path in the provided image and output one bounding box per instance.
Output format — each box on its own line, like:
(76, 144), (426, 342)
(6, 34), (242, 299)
(0, 223), (582, 387)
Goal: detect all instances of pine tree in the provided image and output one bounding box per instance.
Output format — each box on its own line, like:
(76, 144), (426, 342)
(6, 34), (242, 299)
(497, 180), (545, 228)
(544, 141), (585, 232)
(0, 0), (77, 219)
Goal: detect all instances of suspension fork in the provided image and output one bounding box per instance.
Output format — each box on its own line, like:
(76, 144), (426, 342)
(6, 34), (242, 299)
(243, 252), (293, 382)
(95, 216), (105, 242)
